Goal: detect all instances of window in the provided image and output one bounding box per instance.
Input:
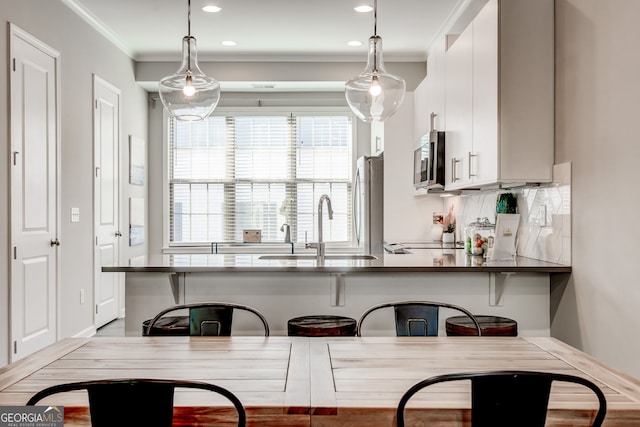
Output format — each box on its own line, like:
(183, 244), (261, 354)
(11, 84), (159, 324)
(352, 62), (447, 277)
(167, 110), (354, 246)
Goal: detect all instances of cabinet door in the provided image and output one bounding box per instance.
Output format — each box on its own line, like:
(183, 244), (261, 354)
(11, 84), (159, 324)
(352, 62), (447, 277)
(429, 35), (447, 131)
(472, 0), (499, 185)
(444, 25), (473, 189)
(413, 76), (430, 143)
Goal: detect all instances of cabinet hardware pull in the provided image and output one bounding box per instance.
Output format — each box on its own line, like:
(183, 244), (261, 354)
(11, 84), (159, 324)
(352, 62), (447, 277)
(451, 158), (455, 182)
(451, 157), (460, 182)
(469, 152), (478, 178)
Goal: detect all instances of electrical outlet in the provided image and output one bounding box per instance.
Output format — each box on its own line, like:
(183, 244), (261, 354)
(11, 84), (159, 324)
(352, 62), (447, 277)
(80, 289), (85, 304)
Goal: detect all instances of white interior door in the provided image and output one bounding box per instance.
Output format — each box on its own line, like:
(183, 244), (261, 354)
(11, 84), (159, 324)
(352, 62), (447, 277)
(9, 24), (60, 362)
(93, 75), (121, 328)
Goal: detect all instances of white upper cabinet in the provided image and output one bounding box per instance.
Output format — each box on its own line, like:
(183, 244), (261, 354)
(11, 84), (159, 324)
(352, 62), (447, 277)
(414, 35), (447, 145)
(470, 0), (498, 186)
(444, 0), (554, 190)
(413, 77), (429, 144)
(445, 23), (473, 189)
(426, 35), (447, 133)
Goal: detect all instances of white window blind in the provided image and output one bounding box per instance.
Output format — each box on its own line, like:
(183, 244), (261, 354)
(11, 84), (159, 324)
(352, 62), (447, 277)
(168, 112), (353, 245)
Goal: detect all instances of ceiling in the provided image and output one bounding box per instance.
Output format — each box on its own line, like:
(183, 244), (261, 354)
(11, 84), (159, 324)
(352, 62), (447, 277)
(63, 0), (464, 62)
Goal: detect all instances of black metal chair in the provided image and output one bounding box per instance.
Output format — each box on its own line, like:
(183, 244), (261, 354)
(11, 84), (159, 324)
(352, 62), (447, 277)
(143, 302), (269, 336)
(356, 300), (482, 337)
(26, 378), (246, 427)
(396, 370), (607, 427)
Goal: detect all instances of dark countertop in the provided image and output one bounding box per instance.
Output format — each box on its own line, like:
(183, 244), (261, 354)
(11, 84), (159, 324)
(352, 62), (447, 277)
(104, 249), (571, 274)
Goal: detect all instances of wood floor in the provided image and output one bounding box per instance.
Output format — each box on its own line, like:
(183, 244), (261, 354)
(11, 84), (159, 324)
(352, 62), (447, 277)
(95, 317), (125, 336)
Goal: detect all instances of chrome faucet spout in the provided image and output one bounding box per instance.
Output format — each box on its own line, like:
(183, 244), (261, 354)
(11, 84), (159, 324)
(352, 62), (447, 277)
(281, 223), (291, 243)
(318, 194), (333, 244)
(307, 194), (333, 262)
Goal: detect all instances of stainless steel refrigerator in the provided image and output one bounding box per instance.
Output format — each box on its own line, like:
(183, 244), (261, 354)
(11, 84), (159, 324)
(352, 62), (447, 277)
(354, 156), (384, 254)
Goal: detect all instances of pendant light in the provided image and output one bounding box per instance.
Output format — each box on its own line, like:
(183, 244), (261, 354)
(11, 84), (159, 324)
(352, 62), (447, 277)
(159, 0), (220, 121)
(345, 0), (406, 123)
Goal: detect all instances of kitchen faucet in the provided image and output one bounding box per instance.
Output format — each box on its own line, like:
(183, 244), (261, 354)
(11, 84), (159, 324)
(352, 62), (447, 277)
(280, 223), (291, 243)
(306, 194), (333, 262)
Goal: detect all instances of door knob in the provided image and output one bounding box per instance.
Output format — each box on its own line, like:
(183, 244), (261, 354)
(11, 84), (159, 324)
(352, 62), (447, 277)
(115, 231), (122, 237)
(50, 239), (60, 247)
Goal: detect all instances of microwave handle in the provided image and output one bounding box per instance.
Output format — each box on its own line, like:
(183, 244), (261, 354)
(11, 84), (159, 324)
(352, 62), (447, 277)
(352, 168), (361, 245)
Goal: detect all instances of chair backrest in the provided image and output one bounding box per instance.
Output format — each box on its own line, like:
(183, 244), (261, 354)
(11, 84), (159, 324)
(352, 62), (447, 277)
(356, 300), (481, 337)
(145, 302), (270, 336)
(396, 370), (607, 427)
(26, 378), (247, 427)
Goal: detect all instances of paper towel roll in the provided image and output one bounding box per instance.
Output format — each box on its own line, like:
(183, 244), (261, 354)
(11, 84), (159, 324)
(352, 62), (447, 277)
(430, 224), (443, 241)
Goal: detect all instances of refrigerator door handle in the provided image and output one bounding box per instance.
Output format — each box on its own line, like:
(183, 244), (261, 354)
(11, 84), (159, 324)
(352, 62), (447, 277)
(353, 168), (362, 246)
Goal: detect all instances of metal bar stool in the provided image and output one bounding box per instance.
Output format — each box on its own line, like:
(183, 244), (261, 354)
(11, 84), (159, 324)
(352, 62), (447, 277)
(446, 315), (518, 336)
(287, 315), (357, 337)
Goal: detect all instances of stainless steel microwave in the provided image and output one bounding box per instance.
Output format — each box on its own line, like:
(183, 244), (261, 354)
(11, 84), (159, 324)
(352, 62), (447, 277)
(413, 129), (445, 190)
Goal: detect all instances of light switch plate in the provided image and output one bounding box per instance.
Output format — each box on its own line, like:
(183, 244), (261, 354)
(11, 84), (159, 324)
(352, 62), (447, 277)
(71, 207), (80, 223)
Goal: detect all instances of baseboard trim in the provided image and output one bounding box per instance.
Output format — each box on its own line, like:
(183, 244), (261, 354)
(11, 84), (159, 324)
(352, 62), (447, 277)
(73, 325), (97, 338)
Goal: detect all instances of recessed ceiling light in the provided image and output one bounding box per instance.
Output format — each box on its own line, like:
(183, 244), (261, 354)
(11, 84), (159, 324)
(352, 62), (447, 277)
(221, 40), (237, 46)
(348, 41), (363, 47)
(202, 5), (221, 13)
(354, 5), (373, 13)
(251, 83), (277, 89)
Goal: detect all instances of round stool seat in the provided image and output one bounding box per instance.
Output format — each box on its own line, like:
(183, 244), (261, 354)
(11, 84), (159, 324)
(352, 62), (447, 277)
(142, 316), (189, 336)
(287, 315), (357, 337)
(445, 315), (518, 337)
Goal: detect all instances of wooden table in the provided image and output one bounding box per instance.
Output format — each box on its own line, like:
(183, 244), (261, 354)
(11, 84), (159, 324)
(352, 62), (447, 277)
(0, 336), (310, 426)
(1, 336), (639, 426)
(309, 337), (640, 426)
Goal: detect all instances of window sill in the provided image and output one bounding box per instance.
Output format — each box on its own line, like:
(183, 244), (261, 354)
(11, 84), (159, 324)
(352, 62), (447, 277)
(162, 242), (360, 255)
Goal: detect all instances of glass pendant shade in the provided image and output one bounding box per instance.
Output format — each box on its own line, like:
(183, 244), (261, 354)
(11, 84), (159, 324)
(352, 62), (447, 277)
(345, 35), (406, 123)
(159, 36), (221, 121)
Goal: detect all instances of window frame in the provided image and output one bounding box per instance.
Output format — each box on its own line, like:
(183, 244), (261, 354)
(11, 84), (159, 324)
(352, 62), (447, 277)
(162, 105), (359, 250)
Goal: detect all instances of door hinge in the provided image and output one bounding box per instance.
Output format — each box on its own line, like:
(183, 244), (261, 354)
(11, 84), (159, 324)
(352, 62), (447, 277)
(95, 305), (98, 315)
(13, 247), (17, 260)
(13, 341), (17, 354)
(12, 58), (16, 72)
(96, 236), (98, 246)
(95, 100), (98, 109)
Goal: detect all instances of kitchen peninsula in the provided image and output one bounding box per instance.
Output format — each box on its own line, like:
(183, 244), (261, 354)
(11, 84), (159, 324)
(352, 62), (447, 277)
(105, 250), (570, 337)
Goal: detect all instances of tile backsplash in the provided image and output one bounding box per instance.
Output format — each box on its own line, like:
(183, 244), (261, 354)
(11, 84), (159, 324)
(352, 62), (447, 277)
(443, 162), (571, 265)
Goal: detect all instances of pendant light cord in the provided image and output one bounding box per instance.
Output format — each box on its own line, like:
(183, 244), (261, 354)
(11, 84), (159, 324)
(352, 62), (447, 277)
(186, 0), (192, 71)
(187, 0), (191, 36)
(373, 0), (377, 36)
(372, 0), (378, 72)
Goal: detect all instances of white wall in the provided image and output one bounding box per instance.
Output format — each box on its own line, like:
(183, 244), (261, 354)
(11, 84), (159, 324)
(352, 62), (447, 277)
(554, 0), (640, 379)
(383, 92), (444, 243)
(0, 1), (148, 365)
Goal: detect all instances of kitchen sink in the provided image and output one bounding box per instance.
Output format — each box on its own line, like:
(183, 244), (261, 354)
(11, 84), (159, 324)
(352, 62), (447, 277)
(258, 254), (378, 260)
